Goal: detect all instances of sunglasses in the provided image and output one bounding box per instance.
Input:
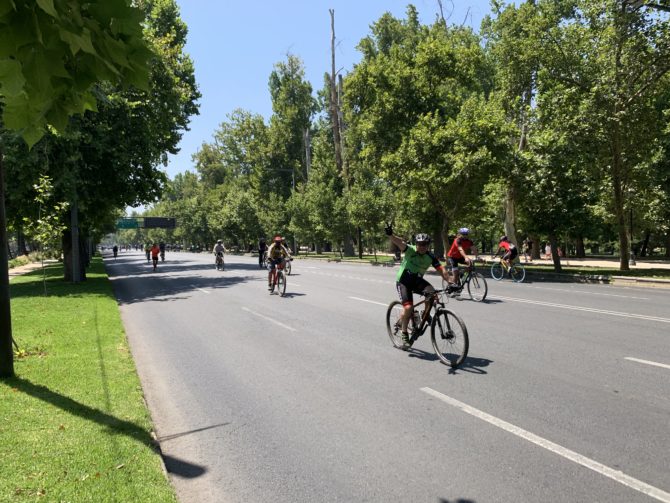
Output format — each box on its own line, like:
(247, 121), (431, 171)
(417, 241), (429, 246)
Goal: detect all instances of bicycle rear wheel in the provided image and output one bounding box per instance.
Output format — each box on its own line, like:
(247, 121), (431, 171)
(431, 309), (469, 368)
(510, 264), (526, 283)
(490, 262), (504, 281)
(277, 271), (286, 296)
(466, 273), (488, 302)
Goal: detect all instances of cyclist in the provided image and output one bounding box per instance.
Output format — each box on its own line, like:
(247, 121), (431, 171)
(446, 227), (477, 289)
(150, 243), (160, 271)
(258, 238), (267, 269)
(112, 245), (118, 259)
(385, 224), (450, 349)
(145, 243), (151, 262)
(494, 235), (518, 268)
(266, 235), (291, 290)
(159, 241), (166, 262)
(213, 239), (227, 270)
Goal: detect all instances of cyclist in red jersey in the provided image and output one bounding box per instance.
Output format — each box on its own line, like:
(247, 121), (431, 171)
(446, 227), (476, 288)
(493, 235), (518, 268)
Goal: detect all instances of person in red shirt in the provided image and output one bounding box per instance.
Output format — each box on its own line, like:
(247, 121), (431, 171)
(150, 243), (160, 271)
(494, 235), (518, 268)
(446, 227), (476, 288)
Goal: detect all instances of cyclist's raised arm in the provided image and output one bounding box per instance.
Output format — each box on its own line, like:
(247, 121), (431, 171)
(385, 223), (407, 252)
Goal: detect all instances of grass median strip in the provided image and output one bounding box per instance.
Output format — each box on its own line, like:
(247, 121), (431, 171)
(0, 257), (177, 502)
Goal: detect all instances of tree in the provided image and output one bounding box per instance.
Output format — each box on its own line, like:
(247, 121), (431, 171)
(535, 0), (670, 269)
(0, 0), (151, 377)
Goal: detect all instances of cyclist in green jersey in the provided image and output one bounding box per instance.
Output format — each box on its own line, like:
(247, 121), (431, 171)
(385, 224), (450, 348)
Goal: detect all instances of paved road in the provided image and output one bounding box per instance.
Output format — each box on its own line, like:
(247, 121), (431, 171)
(106, 251), (670, 503)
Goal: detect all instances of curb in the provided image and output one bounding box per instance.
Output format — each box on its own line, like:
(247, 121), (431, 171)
(611, 276), (670, 288)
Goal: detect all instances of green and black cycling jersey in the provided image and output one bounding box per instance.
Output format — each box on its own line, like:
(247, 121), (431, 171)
(396, 245), (443, 282)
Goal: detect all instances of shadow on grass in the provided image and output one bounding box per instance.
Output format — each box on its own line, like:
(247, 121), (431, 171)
(5, 377), (206, 479)
(9, 261), (116, 300)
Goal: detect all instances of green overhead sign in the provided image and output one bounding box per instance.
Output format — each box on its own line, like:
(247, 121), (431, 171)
(116, 217), (176, 229)
(116, 218), (140, 229)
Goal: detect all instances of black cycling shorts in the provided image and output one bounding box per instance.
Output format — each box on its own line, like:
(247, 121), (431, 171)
(447, 256), (467, 270)
(503, 248), (518, 261)
(396, 271), (435, 307)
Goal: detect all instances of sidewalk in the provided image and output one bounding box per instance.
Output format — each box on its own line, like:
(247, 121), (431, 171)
(8, 260), (58, 281)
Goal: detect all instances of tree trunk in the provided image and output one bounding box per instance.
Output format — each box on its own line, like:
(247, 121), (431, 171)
(503, 186), (518, 246)
(329, 9), (344, 179)
(0, 146), (15, 377)
(575, 236), (585, 258)
(62, 231), (86, 282)
(440, 216), (451, 260)
(530, 233), (541, 260)
(549, 234), (562, 272)
(357, 227), (363, 259)
(640, 229), (650, 257)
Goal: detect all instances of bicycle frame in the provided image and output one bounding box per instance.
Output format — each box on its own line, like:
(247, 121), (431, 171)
(409, 290), (445, 338)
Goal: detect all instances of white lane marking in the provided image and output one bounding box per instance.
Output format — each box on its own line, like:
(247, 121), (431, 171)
(421, 387), (670, 503)
(305, 266), (319, 269)
(624, 357), (670, 370)
(191, 285), (210, 294)
(490, 295), (670, 324)
(241, 307), (296, 332)
(528, 285), (648, 300)
(349, 296), (388, 307)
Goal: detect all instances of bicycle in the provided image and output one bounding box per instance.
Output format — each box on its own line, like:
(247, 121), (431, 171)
(285, 257), (292, 276)
(215, 251), (225, 271)
(386, 289), (469, 368)
(490, 257), (526, 282)
(442, 260), (487, 302)
(260, 250), (268, 269)
(269, 260), (287, 296)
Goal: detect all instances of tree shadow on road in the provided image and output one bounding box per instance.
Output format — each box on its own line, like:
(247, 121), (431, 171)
(106, 257), (268, 305)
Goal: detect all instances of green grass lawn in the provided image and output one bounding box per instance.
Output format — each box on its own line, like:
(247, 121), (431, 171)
(0, 258), (177, 502)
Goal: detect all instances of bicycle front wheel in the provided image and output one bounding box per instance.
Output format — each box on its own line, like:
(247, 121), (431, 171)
(285, 260), (292, 276)
(490, 262), (504, 281)
(467, 273), (488, 302)
(510, 264), (526, 283)
(431, 309), (469, 368)
(278, 271), (286, 296)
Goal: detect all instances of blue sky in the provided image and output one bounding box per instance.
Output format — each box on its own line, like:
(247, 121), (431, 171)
(166, 0), (497, 180)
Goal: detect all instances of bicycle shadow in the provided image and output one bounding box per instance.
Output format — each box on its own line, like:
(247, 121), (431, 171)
(277, 292), (307, 299)
(447, 356), (493, 375)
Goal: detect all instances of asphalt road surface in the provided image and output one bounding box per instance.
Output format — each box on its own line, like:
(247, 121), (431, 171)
(106, 251), (670, 503)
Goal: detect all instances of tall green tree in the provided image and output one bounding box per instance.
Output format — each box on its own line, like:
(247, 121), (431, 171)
(0, 0), (151, 377)
(535, 0), (670, 269)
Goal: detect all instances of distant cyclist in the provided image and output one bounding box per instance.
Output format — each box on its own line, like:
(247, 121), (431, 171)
(112, 245), (118, 259)
(494, 235), (518, 268)
(150, 243), (160, 271)
(446, 227), (476, 289)
(258, 238), (267, 269)
(385, 224), (450, 349)
(213, 239), (227, 270)
(266, 235), (291, 290)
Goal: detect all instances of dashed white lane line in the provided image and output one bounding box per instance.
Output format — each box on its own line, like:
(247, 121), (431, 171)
(528, 285), (648, 300)
(490, 295), (670, 324)
(624, 357), (670, 370)
(191, 285), (210, 294)
(421, 387), (670, 503)
(241, 307), (296, 332)
(348, 296), (387, 307)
